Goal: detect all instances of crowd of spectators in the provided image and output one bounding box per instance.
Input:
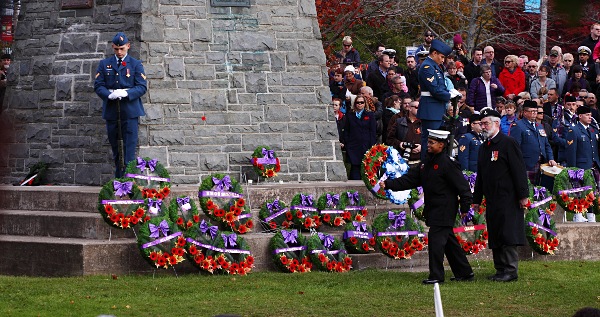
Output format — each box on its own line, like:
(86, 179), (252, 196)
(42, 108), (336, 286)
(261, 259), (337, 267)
(330, 25), (600, 188)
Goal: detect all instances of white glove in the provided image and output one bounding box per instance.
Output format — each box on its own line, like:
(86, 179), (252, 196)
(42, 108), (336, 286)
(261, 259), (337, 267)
(108, 92), (118, 100)
(114, 89), (128, 99)
(449, 88), (462, 99)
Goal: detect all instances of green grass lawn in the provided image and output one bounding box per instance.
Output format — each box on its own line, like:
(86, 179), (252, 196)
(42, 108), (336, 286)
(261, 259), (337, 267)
(1, 260), (599, 317)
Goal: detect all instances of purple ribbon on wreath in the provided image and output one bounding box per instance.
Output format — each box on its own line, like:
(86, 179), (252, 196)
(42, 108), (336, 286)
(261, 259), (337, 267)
(199, 220), (218, 240)
(212, 175), (232, 192)
(388, 211), (406, 229)
(113, 180), (133, 197)
(534, 187), (547, 200)
(257, 148), (276, 165)
(136, 157), (157, 172)
(301, 194), (313, 206)
(347, 191), (359, 205)
(149, 220), (169, 238)
(177, 196), (190, 207)
(353, 221), (367, 232)
(538, 209), (552, 228)
(222, 233), (237, 248)
(282, 229), (298, 244)
(568, 169), (584, 183)
(318, 232), (334, 248)
(267, 199), (281, 214)
(147, 198), (162, 210)
(326, 194), (339, 208)
(462, 207), (475, 225)
(463, 173), (477, 191)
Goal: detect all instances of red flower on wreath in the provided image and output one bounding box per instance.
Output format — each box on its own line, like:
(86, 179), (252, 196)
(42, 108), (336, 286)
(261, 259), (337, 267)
(237, 198), (245, 207)
(349, 237), (358, 245)
(362, 243), (370, 252)
(322, 214), (331, 223)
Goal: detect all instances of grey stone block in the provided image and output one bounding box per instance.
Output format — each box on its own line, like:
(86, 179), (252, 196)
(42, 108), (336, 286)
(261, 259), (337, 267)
(282, 93), (317, 105)
(316, 122), (338, 140)
(191, 90), (227, 111)
(245, 73), (267, 93)
(186, 65), (215, 80)
(257, 93), (282, 105)
(149, 130), (185, 146)
(141, 16), (165, 41)
(265, 105), (290, 122)
(308, 161), (324, 173)
(326, 161), (348, 181)
(74, 164), (102, 185)
(32, 57), (54, 75)
(25, 123), (51, 143)
(56, 77), (72, 101)
(170, 152), (199, 167)
(230, 32), (275, 51)
(287, 158), (309, 172)
(199, 153), (228, 171)
(166, 58), (185, 78)
(298, 0), (317, 16)
(311, 141), (333, 157)
(138, 146), (169, 164)
(59, 33), (97, 54)
(190, 19), (212, 42)
(149, 89), (191, 104)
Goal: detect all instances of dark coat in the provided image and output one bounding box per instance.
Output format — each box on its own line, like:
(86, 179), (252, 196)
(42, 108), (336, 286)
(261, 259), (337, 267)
(405, 68), (420, 99)
(384, 152), (472, 227)
(367, 68), (390, 101)
(473, 132), (529, 248)
(466, 76), (505, 111)
(457, 132), (482, 172)
(344, 110), (377, 165)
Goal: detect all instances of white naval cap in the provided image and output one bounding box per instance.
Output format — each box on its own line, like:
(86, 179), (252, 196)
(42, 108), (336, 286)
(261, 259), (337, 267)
(427, 129), (451, 141)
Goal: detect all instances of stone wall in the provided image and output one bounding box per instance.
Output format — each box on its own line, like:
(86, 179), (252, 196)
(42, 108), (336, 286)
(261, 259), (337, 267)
(0, 0), (347, 185)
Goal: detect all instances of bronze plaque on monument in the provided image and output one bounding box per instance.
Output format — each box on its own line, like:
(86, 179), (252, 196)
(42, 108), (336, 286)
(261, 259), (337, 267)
(211, 0), (250, 7)
(61, 0), (94, 9)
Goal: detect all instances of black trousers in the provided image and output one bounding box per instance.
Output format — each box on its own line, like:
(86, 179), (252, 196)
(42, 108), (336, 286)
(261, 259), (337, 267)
(492, 245), (519, 276)
(427, 226), (473, 280)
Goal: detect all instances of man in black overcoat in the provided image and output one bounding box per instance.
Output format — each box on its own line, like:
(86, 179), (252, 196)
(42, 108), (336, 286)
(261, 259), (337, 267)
(473, 108), (529, 282)
(380, 129), (474, 284)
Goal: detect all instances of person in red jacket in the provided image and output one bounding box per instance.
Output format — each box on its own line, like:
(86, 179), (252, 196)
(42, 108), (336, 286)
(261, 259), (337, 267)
(498, 54), (525, 100)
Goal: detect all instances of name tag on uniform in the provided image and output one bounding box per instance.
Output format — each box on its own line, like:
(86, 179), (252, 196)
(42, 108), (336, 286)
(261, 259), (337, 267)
(539, 129), (547, 137)
(581, 135), (586, 141)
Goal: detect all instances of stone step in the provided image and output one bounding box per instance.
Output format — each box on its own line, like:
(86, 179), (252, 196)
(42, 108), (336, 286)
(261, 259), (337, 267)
(0, 209), (135, 240)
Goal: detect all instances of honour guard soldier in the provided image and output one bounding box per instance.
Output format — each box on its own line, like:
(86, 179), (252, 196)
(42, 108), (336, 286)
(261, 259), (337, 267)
(566, 106), (600, 169)
(552, 95), (578, 165)
(457, 114), (483, 172)
(380, 129), (474, 285)
(509, 100), (557, 185)
(417, 39), (453, 160)
(94, 32), (148, 178)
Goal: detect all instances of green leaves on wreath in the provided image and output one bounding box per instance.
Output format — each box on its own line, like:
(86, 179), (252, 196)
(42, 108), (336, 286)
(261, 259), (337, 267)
(168, 195), (201, 233)
(124, 157), (171, 200)
(198, 174), (245, 228)
(453, 205), (488, 255)
(338, 190), (369, 223)
(224, 199), (254, 234)
(251, 145), (281, 178)
(372, 209), (427, 260)
(97, 178), (144, 229)
(361, 144), (390, 199)
(259, 198), (293, 230)
(137, 217), (186, 269)
(343, 222), (376, 254)
(269, 229), (312, 273)
(553, 167), (596, 217)
(185, 219), (221, 272)
(290, 193), (321, 230)
(317, 192), (349, 227)
(307, 233), (352, 272)
(407, 187), (426, 222)
(525, 185), (559, 255)
(212, 231), (254, 275)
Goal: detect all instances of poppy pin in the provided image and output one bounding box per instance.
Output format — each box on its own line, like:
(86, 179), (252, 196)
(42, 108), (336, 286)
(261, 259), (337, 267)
(433, 164), (439, 170)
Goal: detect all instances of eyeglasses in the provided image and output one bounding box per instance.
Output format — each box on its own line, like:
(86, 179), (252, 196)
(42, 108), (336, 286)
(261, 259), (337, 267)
(471, 122), (481, 125)
(480, 121), (493, 127)
(355, 101), (365, 104)
(525, 109), (538, 113)
(485, 51), (494, 54)
(527, 65), (537, 68)
(343, 44), (352, 47)
(425, 34), (433, 37)
(537, 112), (544, 114)
(504, 61), (511, 64)
(564, 59), (573, 62)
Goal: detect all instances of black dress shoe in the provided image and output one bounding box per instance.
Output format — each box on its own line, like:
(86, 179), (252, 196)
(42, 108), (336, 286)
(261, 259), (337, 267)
(493, 273), (518, 282)
(451, 272), (474, 281)
(422, 279), (444, 285)
(487, 274), (501, 281)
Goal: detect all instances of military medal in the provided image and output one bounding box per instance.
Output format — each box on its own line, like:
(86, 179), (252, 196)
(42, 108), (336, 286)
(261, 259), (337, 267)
(126, 68), (130, 78)
(539, 129), (547, 137)
(491, 151), (498, 161)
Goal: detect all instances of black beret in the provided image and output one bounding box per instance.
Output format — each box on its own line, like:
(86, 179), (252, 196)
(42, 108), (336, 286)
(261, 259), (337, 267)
(577, 105), (592, 115)
(480, 108), (501, 119)
(522, 100), (538, 110)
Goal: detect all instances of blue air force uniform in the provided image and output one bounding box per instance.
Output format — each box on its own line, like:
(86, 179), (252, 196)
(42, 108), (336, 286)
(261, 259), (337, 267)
(94, 32), (147, 177)
(566, 121), (600, 169)
(417, 39), (452, 160)
(457, 132), (482, 172)
(509, 119), (554, 171)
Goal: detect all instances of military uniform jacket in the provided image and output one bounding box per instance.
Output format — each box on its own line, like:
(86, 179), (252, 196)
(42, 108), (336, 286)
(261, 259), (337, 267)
(551, 112), (576, 164)
(457, 132), (482, 172)
(384, 153), (472, 227)
(94, 55), (147, 120)
(565, 122), (600, 169)
(417, 57), (450, 121)
(473, 132), (529, 248)
(509, 119), (554, 170)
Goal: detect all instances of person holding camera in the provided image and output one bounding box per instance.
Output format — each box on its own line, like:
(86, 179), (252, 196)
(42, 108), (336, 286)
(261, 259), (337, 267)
(379, 129), (474, 284)
(386, 100), (422, 165)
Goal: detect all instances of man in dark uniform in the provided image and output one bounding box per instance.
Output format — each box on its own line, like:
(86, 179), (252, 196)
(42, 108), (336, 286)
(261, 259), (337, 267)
(380, 129), (474, 285)
(417, 39), (453, 160)
(457, 114), (483, 172)
(566, 106), (600, 169)
(474, 109), (529, 282)
(509, 100), (557, 185)
(94, 32), (148, 178)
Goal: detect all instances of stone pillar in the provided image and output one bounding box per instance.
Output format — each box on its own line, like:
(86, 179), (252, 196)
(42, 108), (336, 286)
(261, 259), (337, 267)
(0, 0), (347, 185)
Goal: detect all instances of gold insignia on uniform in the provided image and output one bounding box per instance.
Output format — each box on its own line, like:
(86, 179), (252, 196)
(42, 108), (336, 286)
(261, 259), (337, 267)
(553, 128), (557, 132)
(567, 140), (573, 145)
(427, 76), (434, 82)
(95, 73), (99, 78)
(459, 145), (466, 152)
(141, 73), (147, 80)
(424, 65), (430, 69)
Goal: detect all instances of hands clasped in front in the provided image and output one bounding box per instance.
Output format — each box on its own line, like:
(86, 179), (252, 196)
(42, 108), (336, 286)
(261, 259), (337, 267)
(108, 89), (128, 100)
